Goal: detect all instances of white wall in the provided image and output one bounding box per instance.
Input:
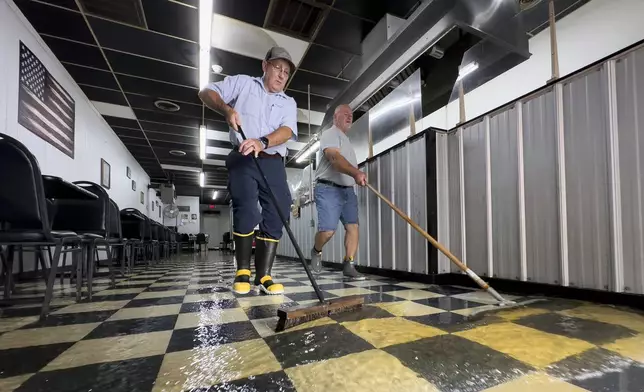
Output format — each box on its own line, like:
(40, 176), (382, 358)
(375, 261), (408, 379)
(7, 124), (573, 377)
(173, 196), (201, 234)
(0, 0), (152, 216)
(372, 0), (644, 153)
(201, 207), (231, 247)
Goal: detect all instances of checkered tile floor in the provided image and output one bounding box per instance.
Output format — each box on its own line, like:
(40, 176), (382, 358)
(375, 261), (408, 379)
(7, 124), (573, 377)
(1, 255), (643, 392)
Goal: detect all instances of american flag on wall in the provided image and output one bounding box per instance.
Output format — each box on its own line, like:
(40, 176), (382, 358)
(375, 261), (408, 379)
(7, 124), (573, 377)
(18, 41), (76, 158)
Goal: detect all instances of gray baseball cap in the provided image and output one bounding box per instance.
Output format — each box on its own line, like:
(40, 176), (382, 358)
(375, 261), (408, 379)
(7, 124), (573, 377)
(265, 46), (295, 72)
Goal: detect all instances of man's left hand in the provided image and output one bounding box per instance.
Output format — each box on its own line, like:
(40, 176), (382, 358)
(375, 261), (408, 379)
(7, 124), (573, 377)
(240, 138), (264, 157)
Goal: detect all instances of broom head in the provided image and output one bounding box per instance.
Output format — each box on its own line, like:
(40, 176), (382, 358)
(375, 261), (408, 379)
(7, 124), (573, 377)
(275, 295), (364, 332)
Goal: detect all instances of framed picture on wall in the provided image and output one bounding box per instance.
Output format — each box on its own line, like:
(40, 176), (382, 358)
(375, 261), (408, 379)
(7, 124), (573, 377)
(159, 207), (161, 218)
(126, 166), (131, 179)
(140, 191), (144, 204)
(100, 159), (111, 189)
(181, 213), (189, 220)
(152, 202), (154, 211)
(191, 214), (197, 220)
(131, 180), (136, 191)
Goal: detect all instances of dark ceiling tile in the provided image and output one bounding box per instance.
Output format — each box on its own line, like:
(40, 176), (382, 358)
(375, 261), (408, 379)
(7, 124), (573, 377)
(287, 89), (331, 112)
(31, 0), (79, 11)
(14, 0), (94, 43)
(62, 63), (118, 90)
(144, 132), (198, 146)
(204, 118), (229, 132)
(289, 70), (348, 98)
(154, 147), (201, 164)
(126, 94), (202, 119)
(88, 16), (198, 67)
(105, 50), (200, 88)
(314, 9), (374, 55)
(206, 139), (234, 149)
(112, 126), (145, 139)
(80, 85), (126, 105)
(117, 75), (201, 105)
(142, 0), (198, 41)
(332, 0), (420, 22)
(133, 109), (201, 128)
(124, 143), (155, 157)
(299, 44), (354, 78)
(212, 0), (270, 27)
(150, 140), (199, 151)
(139, 121), (198, 137)
(211, 49), (263, 78)
(103, 115), (139, 129)
(42, 36), (109, 70)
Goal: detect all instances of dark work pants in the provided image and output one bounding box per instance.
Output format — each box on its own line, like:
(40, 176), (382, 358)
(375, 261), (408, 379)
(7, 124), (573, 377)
(226, 150), (292, 239)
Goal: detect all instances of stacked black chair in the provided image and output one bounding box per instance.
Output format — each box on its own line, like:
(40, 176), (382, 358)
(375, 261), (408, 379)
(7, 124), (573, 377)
(51, 181), (116, 300)
(180, 233), (190, 252)
(120, 208), (146, 270)
(0, 133), (83, 319)
(222, 232), (232, 253)
(107, 200), (127, 276)
(149, 221), (160, 263)
(196, 233), (207, 253)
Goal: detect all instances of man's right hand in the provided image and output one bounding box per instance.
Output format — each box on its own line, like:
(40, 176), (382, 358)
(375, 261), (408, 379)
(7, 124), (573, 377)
(225, 107), (241, 131)
(353, 171), (367, 186)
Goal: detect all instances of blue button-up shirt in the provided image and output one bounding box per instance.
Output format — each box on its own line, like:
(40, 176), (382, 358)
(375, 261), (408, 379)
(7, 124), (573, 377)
(205, 75), (298, 157)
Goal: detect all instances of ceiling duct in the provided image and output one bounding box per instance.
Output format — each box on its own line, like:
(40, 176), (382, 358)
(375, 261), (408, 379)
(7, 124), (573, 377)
(318, 0), (530, 130)
(265, 0), (326, 40)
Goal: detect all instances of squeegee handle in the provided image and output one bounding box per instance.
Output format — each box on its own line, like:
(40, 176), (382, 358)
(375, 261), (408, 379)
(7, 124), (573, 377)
(237, 127), (326, 303)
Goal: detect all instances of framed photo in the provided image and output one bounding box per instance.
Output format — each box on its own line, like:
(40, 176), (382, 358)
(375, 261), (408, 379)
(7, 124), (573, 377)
(181, 213), (189, 220)
(191, 214), (197, 220)
(159, 207), (161, 218)
(140, 191), (144, 204)
(126, 166), (131, 179)
(152, 202), (154, 211)
(131, 180), (136, 191)
(100, 159), (111, 189)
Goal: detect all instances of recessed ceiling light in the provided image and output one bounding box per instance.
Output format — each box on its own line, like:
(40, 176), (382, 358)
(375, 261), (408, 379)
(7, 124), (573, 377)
(212, 64), (223, 74)
(154, 100), (180, 112)
(216, 167), (227, 171)
(169, 150), (187, 156)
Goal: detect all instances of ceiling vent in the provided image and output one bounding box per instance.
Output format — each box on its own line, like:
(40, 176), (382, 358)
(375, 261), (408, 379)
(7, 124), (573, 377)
(169, 150), (187, 156)
(78, 0), (147, 29)
(265, 0), (326, 40)
(154, 100), (181, 112)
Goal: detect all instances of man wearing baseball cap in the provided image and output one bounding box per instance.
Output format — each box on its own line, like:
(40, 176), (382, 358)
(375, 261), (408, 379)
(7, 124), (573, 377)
(198, 47), (297, 296)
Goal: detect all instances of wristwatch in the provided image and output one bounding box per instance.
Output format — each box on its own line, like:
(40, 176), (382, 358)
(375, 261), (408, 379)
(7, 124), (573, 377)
(259, 136), (269, 149)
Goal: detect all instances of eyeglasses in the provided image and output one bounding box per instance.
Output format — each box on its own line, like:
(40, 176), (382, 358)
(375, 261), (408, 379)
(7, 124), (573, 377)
(269, 62), (290, 78)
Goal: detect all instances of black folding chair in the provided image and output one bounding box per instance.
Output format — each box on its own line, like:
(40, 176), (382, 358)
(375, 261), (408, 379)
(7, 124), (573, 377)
(0, 133), (82, 319)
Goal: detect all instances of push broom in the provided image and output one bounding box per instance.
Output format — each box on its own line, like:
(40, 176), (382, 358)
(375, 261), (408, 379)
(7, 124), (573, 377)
(237, 127), (364, 332)
(365, 183), (517, 307)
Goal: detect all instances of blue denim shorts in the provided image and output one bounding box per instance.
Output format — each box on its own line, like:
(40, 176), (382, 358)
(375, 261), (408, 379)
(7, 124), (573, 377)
(314, 183), (359, 232)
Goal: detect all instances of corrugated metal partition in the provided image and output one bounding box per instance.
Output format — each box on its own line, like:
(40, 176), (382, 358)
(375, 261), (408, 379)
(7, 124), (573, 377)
(489, 105), (520, 280)
(393, 144), (410, 272)
(367, 160), (381, 268)
(615, 46), (644, 294)
(408, 136), (428, 274)
(562, 66), (612, 290)
(447, 131), (462, 273)
(357, 168), (368, 267)
(522, 89), (561, 285)
(462, 120), (488, 276)
(379, 152), (395, 270)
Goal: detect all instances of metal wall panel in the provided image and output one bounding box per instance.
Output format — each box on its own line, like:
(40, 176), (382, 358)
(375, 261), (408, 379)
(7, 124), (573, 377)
(615, 49), (644, 294)
(393, 144), (410, 272)
(409, 136), (428, 274)
(357, 170), (368, 266)
(563, 66), (612, 290)
(490, 106), (521, 280)
(367, 160), (381, 268)
(463, 120), (488, 276)
(447, 131), (462, 273)
(379, 152), (395, 270)
(522, 89), (561, 284)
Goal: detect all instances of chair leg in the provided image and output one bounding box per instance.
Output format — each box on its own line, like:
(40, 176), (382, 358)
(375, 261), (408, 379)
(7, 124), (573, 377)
(41, 243), (63, 319)
(119, 245), (126, 277)
(60, 248), (68, 286)
(18, 246), (24, 278)
(76, 244), (86, 302)
(87, 242), (95, 301)
(38, 248), (48, 281)
(105, 244), (115, 287)
(2, 246), (15, 299)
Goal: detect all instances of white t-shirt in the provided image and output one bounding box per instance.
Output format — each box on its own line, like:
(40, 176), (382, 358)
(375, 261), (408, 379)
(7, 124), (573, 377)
(315, 126), (358, 187)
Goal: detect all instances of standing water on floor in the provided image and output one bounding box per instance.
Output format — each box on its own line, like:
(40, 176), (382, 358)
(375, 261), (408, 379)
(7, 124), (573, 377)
(0, 254), (643, 391)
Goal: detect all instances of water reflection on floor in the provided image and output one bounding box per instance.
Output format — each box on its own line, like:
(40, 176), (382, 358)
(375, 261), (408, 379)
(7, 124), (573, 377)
(0, 254), (643, 392)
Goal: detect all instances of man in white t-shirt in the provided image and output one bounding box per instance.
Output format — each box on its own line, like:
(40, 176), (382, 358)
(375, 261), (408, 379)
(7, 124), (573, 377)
(310, 105), (366, 280)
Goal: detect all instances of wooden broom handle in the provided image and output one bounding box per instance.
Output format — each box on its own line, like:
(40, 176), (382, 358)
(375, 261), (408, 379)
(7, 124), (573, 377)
(365, 183), (468, 274)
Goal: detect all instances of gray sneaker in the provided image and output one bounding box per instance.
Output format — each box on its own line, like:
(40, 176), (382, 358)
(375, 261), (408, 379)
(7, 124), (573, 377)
(310, 248), (322, 273)
(343, 260), (366, 281)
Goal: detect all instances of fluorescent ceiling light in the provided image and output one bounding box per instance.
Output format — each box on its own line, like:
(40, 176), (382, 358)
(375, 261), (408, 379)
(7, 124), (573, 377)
(199, 125), (207, 160)
(199, 171), (205, 187)
(212, 190), (218, 199)
(456, 61), (479, 81)
(296, 141), (320, 163)
(161, 164), (202, 173)
(199, 0), (213, 89)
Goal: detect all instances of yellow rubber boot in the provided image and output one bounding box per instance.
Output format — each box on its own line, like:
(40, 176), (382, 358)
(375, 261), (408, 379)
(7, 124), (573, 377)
(257, 275), (284, 295)
(232, 269), (251, 294)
